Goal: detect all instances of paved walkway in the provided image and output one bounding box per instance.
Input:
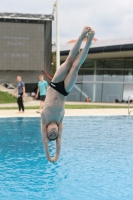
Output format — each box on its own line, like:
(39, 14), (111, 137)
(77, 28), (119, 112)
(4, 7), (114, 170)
(0, 108), (131, 117)
(0, 100), (131, 117)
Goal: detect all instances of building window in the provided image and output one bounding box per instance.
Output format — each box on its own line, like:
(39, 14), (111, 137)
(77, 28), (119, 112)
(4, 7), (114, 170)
(61, 57), (133, 102)
(103, 70), (124, 82)
(102, 83), (123, 102)
(81, 83), (102, 102)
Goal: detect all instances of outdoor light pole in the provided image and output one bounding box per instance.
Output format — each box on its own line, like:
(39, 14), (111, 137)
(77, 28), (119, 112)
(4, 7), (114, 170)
(56, 0), (60, 70)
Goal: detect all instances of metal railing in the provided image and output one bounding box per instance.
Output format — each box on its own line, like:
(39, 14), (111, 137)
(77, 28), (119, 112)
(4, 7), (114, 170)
(128, 95), (133, 115)
(6, 83), (15, 89)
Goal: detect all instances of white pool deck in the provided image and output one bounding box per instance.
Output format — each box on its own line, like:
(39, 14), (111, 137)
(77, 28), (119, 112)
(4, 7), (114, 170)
(0, 100), (132, 117)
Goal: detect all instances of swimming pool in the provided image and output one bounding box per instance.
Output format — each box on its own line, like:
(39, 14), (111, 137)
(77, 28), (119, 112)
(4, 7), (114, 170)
(0, 116), (133, 200)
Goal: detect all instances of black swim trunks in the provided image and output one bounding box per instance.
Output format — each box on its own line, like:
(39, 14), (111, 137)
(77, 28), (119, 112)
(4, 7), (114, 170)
(40, 95), (46, 101)
(50, 81), (69, 96)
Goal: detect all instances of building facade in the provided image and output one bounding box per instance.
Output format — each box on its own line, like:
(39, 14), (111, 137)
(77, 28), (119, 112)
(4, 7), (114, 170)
(0, 13), (52, 86)
(60, 38), (133, 102)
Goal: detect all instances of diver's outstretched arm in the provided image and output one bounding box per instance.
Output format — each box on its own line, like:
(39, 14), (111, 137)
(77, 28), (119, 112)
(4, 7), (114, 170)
(44, 140), (51, 161)
(41, 123), (51, 162)
(50, 123), (63, 162)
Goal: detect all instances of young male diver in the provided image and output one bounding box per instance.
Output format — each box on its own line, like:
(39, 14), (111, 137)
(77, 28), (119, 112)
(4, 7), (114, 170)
(41, 26), (95, 162)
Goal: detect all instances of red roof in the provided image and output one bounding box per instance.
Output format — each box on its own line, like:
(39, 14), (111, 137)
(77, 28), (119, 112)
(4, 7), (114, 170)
(67, 37), (98, 44)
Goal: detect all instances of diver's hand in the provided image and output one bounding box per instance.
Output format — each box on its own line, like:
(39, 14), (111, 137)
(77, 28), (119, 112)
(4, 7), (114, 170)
(49, 157), (58, 163)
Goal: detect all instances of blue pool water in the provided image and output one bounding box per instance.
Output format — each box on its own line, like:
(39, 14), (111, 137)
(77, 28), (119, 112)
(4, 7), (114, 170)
(0, 116), (133, 200)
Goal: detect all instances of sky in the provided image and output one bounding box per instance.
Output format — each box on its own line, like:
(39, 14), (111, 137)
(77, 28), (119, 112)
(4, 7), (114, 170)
(1, 0), (133, 44)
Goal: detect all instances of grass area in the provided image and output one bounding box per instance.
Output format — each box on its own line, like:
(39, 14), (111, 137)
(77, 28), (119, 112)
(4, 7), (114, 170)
(65, 104), (131, 109)
(0, 104), (132, 110)
(0, 91), (131, 109)
(0, 91), (17, 103)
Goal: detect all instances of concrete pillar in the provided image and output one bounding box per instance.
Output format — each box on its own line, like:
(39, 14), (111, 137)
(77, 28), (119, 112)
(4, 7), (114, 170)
(93, 60), (97, 102)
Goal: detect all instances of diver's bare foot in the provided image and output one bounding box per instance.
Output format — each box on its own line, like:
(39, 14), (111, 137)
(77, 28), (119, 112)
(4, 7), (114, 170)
(80, 26), (91, 39)
(88, 28), (95, 36)
(86, 29), (95, 44)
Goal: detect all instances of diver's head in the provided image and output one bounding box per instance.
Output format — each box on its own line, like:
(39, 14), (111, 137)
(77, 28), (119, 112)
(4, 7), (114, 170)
(47, 121), (58, 141)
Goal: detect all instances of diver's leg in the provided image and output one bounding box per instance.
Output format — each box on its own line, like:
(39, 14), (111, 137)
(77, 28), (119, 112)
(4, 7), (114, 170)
(64, 30), (95, 93)
(52, 26), (90, 83)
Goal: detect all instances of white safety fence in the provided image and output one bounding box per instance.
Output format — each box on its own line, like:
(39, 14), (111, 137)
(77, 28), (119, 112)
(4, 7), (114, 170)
(128, 95), (133, 115)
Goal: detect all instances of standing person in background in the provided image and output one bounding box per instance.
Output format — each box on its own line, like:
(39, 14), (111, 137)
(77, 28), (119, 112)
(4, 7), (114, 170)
(12, 76), (25, 113)
(36, 75), (48, 113)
